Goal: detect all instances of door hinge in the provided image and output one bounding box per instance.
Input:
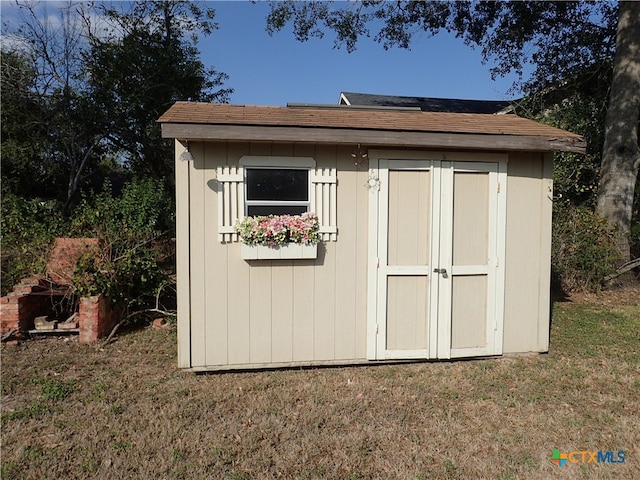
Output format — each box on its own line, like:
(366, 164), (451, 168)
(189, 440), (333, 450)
(497, 182), (501, 193)
(375, 325), (379, 334)
(376, 257), (380, 268)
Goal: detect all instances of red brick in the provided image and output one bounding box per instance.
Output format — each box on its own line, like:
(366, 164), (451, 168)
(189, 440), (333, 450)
(77, 294), (120, 343)
(0, 300), (20, 334)
(79, 330), (97, 343)
(47, 238), (100, 286)
(12, 286), (35, 294)
(152, 318), (172, 330)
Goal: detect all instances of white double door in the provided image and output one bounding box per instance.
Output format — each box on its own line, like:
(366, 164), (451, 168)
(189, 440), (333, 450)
(369, 158), (506, 360)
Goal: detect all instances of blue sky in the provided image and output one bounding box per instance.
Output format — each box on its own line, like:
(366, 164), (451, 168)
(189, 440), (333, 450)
(206, 1), (525, 106)
(0, 0), (526, 106)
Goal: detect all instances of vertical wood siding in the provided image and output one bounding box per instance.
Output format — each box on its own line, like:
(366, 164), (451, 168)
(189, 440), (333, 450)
(180, 143), (552, 368)
(175, 141), (192, 368)
(188, 142), (369, 368)
(503, 152), (553, 353)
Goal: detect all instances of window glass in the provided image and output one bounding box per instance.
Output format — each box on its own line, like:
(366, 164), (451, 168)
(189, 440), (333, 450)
(246, 169), (308, 201)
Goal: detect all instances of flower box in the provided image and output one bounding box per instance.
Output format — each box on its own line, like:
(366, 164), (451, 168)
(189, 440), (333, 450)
(236, 213), (320, 260)
(241, 243), (317, 260)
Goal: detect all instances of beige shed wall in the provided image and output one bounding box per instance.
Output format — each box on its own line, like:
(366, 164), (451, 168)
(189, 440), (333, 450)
(503, 152), (553, 353)
(176, 141), (554, 369)
(185, 141), (370, 369)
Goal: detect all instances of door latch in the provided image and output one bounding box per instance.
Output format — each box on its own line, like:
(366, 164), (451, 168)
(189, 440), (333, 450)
(434, 268), (449, 279)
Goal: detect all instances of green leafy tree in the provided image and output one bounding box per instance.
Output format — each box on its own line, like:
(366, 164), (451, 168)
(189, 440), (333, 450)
(0, 49), (59, 198)
(1, 1), (232, 309)
(86, 0), (232, 180)
(515, 62), (611, 208)
(1, 1), (104, 214)
(2, 0), (232, 208)
(267, 0), (639, 261)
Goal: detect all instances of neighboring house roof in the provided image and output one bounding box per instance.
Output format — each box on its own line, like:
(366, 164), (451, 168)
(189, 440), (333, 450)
(340, 91), (516, 114)
(159, 102), (585, 153)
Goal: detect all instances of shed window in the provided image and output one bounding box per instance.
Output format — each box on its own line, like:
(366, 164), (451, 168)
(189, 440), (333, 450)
(245, 168), (309, 216)
(216, 156), (337, 242)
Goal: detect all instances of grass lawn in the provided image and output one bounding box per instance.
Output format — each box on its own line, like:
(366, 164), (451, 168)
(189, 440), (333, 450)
(2, 289), (639, 479)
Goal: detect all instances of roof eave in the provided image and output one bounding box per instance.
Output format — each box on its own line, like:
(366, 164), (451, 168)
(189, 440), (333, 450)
(161, 123), (586, 154)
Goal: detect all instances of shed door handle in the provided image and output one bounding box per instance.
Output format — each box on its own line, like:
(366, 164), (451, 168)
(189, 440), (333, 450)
(434, 268), (448, 278)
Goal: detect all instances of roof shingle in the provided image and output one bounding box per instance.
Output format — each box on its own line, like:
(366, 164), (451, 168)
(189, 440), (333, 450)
(159, 102), (581, 139)
(158, 102), (586, 153)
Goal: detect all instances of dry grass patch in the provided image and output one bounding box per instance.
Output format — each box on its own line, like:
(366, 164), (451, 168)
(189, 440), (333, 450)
(2, 290), (639, 479)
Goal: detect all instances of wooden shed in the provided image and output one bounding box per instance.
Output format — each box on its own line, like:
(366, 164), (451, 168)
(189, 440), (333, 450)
(158, 102), (585, 371)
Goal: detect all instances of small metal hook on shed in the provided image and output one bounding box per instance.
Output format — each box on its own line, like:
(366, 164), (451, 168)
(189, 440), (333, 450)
(351, 144), (368, 167)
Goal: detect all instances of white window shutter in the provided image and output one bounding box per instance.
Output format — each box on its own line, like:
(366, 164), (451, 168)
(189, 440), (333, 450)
(311, 168), (337, 241)
(216, 166), (244, 243)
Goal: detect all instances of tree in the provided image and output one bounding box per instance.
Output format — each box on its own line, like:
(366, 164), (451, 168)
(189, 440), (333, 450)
(266, 0), (639, 261)
(596, 1), (640, 261)
(2, 1), (104, 214)
(0, 49), (57, 198)
(86, 0), (232, 180)
(1, 0), (232, 209)
(1, 0), (232, 312)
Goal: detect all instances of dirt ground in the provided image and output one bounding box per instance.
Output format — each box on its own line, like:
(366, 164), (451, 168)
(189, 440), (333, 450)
(1, 286), (639, 479)
(566, 284), (640, 307)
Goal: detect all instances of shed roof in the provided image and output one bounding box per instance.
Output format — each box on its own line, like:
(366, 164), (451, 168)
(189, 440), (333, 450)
(159, 102), (585, 153)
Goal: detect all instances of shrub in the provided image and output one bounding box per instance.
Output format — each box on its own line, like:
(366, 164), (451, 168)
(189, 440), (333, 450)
(0, 190), (64, 294)
(70, 178), (174, 239)
(2, 178), (175, 316)
(70, 178), (175, 311)
(552, 203), (621, 292)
